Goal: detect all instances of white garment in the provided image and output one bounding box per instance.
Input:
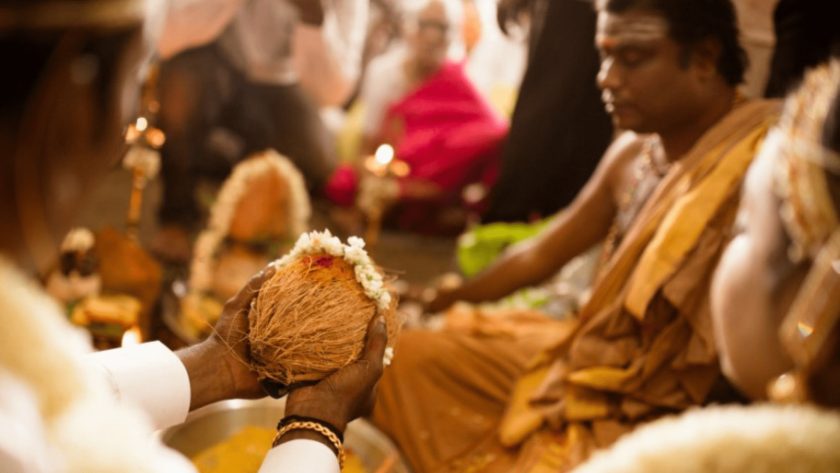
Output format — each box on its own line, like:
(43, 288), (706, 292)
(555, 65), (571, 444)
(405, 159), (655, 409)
(157, 0), (367, 106)
(463, 0), (526, 104)
(86, 342), (190, 430)
(0, 369), (55, 473)
(0, 258), (338, 473)
(360, 45), (411, 138)
(91, 342), (341, 473)
(293, 0), (368, 105)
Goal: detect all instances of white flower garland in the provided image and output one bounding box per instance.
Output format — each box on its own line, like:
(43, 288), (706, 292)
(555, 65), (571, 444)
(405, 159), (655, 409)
(274, 230), (393, 311)
(189, 150), (311, 293)
(275, 230), (396, 365)
(60, 227), (95, 253)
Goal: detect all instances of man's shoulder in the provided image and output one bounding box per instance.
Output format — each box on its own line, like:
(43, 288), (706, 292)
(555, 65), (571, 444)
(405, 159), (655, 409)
(603, 131), (647, 170)
(594, 132), (650, 197)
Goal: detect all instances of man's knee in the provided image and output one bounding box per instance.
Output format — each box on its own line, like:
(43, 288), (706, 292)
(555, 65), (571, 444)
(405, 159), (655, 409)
(387, 330), (458, 375)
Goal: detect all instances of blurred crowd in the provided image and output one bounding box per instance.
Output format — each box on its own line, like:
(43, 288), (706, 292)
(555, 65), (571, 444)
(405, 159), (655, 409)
(3, 0), (840, 472)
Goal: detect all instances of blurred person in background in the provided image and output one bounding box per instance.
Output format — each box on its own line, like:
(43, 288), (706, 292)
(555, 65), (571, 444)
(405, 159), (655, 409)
(152, 0), (368, 262)
(326, 0), (508, 234)
(0, 0), (385, 471)
(482, 0), (614, 223)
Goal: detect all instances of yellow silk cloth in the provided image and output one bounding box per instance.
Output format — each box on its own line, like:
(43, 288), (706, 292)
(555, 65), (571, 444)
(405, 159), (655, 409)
(371, 100), (779, 473)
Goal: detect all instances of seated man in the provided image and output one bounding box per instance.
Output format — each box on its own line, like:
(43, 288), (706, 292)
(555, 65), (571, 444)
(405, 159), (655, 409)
(372, 0), (779, 471)
(574, 60), (840, 473)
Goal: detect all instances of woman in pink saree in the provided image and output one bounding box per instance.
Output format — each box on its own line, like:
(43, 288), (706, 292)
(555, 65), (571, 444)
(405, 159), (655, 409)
(327, 0), (508, 233)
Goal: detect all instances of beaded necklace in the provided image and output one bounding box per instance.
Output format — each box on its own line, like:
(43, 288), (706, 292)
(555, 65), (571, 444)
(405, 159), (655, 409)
(597, 136), (667, 273)
(596, 91), (747, 275)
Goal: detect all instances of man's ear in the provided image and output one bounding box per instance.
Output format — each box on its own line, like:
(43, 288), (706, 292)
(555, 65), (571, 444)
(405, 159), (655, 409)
(690, 37), (722, 80)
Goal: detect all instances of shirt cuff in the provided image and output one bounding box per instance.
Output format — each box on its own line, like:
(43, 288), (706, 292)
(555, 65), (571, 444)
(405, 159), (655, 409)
(86, 342), (190, 430)
(259, 439), (340, 473)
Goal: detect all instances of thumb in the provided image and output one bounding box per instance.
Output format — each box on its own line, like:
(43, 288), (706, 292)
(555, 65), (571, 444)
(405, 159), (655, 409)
(361, 315), (388, 367)
(227, 264), (276, 309)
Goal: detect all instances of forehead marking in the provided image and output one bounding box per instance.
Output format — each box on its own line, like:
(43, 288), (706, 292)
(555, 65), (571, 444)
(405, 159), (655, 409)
(597, 13), (668, 45)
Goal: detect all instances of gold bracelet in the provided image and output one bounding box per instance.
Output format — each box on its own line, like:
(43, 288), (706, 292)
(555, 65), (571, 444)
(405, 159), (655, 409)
(273, 420), (346, 470)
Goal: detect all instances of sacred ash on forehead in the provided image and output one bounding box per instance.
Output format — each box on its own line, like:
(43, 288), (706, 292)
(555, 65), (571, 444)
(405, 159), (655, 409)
(596, 11), (669, 46)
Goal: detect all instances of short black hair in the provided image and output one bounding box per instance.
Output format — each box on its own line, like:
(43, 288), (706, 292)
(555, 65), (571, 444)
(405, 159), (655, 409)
(597, 0), (747, 86)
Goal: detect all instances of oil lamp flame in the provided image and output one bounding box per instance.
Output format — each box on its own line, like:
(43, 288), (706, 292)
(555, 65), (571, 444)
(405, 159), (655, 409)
(374, 144), (394, 166)
(135, 116), (148, 132)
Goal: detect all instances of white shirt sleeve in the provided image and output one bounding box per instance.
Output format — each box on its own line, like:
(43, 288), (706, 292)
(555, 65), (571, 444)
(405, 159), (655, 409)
(86, 342), (339, 472)
(293, 0), (368, 106)
(86, 342), (191, 431)
(259, 439), (340, 473)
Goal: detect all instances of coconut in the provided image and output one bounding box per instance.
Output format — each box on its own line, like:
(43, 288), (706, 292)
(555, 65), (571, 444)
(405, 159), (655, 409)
(247, 230), (399, 386)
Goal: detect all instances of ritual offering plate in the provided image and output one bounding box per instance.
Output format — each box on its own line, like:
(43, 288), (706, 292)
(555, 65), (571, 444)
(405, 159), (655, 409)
(47, 227), (160, 348)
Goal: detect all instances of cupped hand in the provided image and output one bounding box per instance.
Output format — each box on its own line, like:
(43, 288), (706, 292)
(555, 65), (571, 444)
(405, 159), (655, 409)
(211, 264), (277, 399)
(177, 264), (276, 410)
(283, 315), (388, 433)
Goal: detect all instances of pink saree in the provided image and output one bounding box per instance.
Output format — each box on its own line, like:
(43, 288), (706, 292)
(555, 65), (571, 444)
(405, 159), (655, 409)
(327, 61), (508, 231)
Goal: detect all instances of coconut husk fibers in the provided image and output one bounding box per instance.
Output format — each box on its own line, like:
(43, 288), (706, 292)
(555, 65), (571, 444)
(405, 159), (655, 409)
(248, 252), (398, 385)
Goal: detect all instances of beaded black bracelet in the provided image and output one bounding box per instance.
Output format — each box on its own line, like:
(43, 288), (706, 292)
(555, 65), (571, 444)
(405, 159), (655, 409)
(276, 415), (344, 443)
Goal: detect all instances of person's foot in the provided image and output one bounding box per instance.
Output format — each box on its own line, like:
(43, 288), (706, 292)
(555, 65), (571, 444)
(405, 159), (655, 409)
(151, 224), (193, 264)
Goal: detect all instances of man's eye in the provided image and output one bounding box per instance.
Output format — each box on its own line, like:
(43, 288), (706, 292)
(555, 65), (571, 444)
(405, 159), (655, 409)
(619, 49), (647, 67)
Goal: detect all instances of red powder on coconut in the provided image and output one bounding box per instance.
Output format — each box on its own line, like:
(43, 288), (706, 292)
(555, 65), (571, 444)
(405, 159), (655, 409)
(313, 255), (334, 268)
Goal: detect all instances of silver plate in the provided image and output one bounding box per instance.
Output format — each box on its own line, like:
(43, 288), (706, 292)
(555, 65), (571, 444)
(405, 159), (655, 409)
(160, 397), (411, 472)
